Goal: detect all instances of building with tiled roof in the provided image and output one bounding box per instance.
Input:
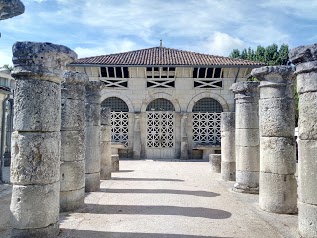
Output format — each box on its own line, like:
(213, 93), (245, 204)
(69, 45), (263, 160)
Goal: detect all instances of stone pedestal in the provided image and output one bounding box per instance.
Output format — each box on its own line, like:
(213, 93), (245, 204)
(220, 112), (235, 181)
(180, 113), (189, 159)
(230, 82), (260, 194)
(133, 113), (141, 159)
(111, 144), (124, 172)
(60, 71), (88, 212)
(209, 154), (221, 173)
(10, 41), (76, 237)
(289, 43), (317, 237)
(100, 107), (112, 179)
(252, 66), (297, 214)
(85, 81), (101, 192)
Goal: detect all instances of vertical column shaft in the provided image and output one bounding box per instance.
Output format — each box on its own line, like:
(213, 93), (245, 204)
(221, 112), (235, 181)
(85, 81), (101, 192)
(10, 41), (76, 237)
(100, 106), (112, 179)
(289, 43), (317, 237)
(252, 66), (297, 214)
(60, 71), (88, 212)
(230, 82), (260, 193)
(180, 113), (189, 160)
(133, 113), (141, 159)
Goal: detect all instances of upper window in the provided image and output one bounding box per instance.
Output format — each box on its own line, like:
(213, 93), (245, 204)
(146, 98), (175, 111)
(193, 67), (223, 78)
(146, 67), (175, 79)
(100, 67), (129, 78)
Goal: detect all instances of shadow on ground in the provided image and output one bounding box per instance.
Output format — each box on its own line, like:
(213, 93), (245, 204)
(80, 204), (231, 219)
(59, 229), (233, 238)
(99, 188), (220, 198)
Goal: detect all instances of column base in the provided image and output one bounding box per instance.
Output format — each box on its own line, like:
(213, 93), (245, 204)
(11, 222), (59, 238)
(85, 173), (100, 192)
(111, 155), (119, 172)
(221, 161), (236, 181)
(60, 188), (85, 212)
(298, 202), (317, 238)
(232, 182), (259, 194)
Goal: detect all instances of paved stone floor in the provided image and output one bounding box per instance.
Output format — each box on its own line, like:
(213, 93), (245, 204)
(58, 159), (298, 238)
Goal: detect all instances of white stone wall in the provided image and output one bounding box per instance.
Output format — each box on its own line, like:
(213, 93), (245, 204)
(75, 66), (250, 159)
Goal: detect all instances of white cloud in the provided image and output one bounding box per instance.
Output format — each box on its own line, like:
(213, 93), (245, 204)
(0, 49), (13, 66)
(201, 32), (245, 56)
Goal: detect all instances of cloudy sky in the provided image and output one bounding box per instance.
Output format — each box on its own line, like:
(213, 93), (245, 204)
(1, 0), (317, 66)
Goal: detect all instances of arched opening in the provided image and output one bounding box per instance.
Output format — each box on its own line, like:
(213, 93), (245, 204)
(146, 98), (175, 111)
(192, 98), (223, 146)
(101, 97), (129, 147)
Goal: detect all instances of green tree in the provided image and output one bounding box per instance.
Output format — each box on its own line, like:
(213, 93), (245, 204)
(1, 64), (13, 72)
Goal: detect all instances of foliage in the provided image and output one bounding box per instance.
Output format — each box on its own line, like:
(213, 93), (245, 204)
(0, 64), (13, 72)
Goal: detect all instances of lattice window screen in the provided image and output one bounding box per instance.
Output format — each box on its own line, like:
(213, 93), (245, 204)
(101, 97), (129, 112)
(146, 98), (175, 111)
(192, 98), (223, 113)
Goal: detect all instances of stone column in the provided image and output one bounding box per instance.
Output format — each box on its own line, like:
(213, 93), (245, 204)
(230, 82), (260, 193)
(252, 66), (297, 214)
(100, 107), (112, 179)
(133, 113), (141, 159)
(10, 42), (76, 237)
(209, 154), (221, 173)
(221, 112), (235, 181)
(180, 113), (189, 160)
(60, 71), (88, 212)
(85, 81), (101, 192)
(289, 43), (317, 237)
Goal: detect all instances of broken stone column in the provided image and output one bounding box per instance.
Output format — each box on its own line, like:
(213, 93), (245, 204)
(221, 112), (235, 181)
(10, 42), (76, 237)
(289, 43), (317, 237)
(230, 82), (260, 193)
(180, 113), (189, 159)
(133, 113), (141, 159)
(85, 81), (101, 192)
(100, 106), (112, 179)
(252, 66), (297, 214)
(209, 154), (221, 173)
(60, 71), (88, 212)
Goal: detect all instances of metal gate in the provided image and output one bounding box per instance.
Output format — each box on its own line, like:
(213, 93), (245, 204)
(111, 111), (129, 147)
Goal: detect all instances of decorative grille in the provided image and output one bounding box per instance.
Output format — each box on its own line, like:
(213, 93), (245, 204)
(192, 98), (223, 145)
(146, 111), (174, 148)
(102, 97), (129, 147)
(146, 98), (175, 111)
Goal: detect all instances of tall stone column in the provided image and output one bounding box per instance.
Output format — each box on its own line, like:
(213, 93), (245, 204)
(221, 112), (235, 181)
(133, 113), (141, 159)
(100, 106), (112, 179)
(180, 113), (189, 160)
(230, 82), (260, 193)
(60, 71), (88, 212)
(289, 43), (317, 237)
(85, 81), (101, 192)
(252, 66), (297, 214)
(10, 42), (76, 237)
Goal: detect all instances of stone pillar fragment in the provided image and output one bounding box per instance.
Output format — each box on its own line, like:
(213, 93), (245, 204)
(180, 113), (189, 160)
(221, 112), (235, 181)
(230, 82), (260, 194)
(252, 66), (297, 214)
(85, 81), (101, 192)
(289, 43), (317, 237)
(209, 154), (221, 173)
(100, 107), (112, 179)
(10, 41), (76, 237)
(60, 71), (88, 212)
(133, 113), (141, 159)
(0, 0), (25, 20)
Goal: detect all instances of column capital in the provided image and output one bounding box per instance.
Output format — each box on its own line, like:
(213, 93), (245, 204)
(251, 66), (295, 83)
(11, 42), (77, 84)
(230, 81), (260, 101)
(62, 71), (89, 85)
(289, 43), (317, 65)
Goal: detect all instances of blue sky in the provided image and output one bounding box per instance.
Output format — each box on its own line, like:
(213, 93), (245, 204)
(1, 0), (317, 66)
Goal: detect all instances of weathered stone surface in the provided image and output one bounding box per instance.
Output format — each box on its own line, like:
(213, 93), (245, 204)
(221, 131), (235, 162)
(296, 69), (317, 94)
(60, 188), (85, 212)
(62, 71), (88, 86)
(61, 82), (85, 101)
(235, 145), (260, 171)
(85, 125), (100, 173)
(298, 202), (317, 238)
(11, 131), (60, 185)
(61, 130), (85, 162)
(85, 81), (101, 104)
(61, 98), (85, 130)
(85, 173), (100, 192)
(100, 125), (111, 142)
(85, 103), (101, 126)
(260, 137), (296, 175)
(259, 172), (297, 214)
(13, 79), (60, 132)
(259, 98), (295, 137)
(111, 155), (119, 172)
(235, 171), (259, 190)
(235, 103), (258, 129)
(251, 65), (295, 83)
(100, 107), (111, 126)
(221, 162), (236, 181)
(259, 81), (294, 99)
(100, 141), (112, 180)
(235, 128), (259, 147)
(0, 0), (24, 20)
(289, 43), (317, 64)
(298, 139), (317, 204)
(60, 161), (85, 191)
(11, 222), (59, 238)
(230, 81), (260, 102)
(298, 92), (317, 140)
(10, 182), (59, 229)
(220, 112), (235, 132)
(12, 42), (77, 83)
(209, 154), (221, 173)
